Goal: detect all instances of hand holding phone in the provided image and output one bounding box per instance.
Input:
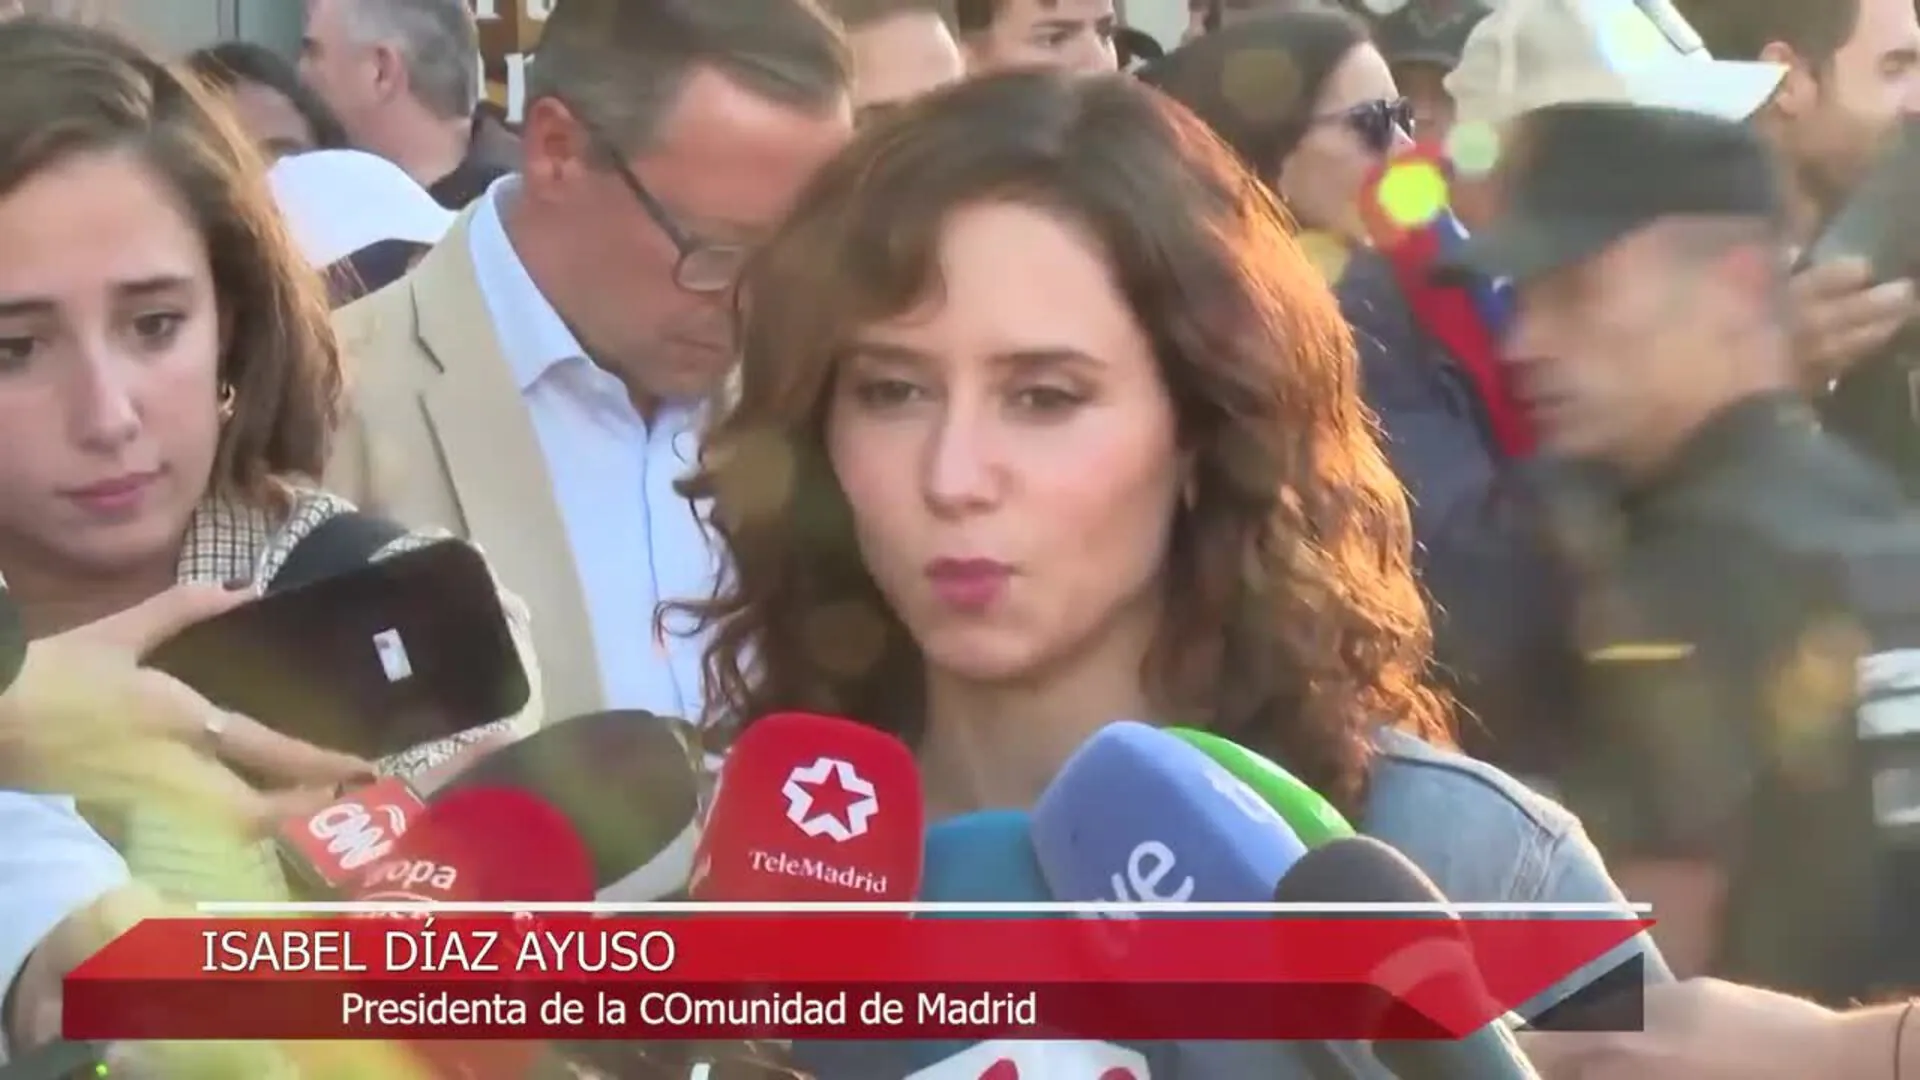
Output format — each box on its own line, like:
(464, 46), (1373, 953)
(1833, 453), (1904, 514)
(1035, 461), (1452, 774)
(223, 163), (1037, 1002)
(1787, 256), (1918, 386)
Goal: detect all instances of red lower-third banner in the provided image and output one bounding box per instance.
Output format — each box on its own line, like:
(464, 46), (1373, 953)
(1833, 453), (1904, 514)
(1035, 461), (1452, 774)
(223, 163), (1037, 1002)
(64, 916), (1649, 1041)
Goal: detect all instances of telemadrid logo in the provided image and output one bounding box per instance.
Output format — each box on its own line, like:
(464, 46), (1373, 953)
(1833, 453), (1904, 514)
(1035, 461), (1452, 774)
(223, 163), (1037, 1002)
(782, 757), (878, 842)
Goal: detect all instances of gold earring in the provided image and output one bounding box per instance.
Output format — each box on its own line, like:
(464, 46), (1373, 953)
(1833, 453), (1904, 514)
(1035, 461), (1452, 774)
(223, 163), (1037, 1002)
(217, 382), (237, 422)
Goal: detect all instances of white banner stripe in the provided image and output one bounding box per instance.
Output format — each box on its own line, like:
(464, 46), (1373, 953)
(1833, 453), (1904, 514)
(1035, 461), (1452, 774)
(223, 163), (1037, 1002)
(192, 900), (1651, 915)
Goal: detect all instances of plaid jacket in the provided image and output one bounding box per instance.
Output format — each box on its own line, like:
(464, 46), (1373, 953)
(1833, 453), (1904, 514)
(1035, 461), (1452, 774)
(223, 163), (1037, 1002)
(126, 484), (546, 898)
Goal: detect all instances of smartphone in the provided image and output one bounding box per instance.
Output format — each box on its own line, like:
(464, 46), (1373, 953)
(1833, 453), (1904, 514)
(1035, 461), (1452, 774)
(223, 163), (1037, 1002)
(1802, 115), (1920, 282)
(144, 540), (529, 760)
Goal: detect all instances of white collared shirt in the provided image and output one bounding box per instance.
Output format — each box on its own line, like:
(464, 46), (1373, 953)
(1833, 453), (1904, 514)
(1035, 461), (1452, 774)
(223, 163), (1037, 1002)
(466, 176), (719, 719)
(0, 793), (126, 1061)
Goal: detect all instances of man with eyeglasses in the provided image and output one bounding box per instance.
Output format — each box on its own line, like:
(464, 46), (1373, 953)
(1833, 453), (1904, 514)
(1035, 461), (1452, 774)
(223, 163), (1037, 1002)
(325, 0), (853, 822)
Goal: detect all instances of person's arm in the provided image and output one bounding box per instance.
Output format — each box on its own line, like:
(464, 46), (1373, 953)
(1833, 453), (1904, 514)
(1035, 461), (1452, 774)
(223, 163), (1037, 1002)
(0, 792), (136, 1057)
(1523, 978), (1904, 1080)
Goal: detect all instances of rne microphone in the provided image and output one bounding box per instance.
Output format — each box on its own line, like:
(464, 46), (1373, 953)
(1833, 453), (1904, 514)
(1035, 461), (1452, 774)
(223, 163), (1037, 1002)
(431, 709), (703, 900)
(1165, 728), (1353, 847)
(1270, 836), (1539, 1080)
(277, 775), (424, 897)
(1031, 723), (1334, 1080)
(1031, 722), (1308, 908)
(689, 712), (922, 902)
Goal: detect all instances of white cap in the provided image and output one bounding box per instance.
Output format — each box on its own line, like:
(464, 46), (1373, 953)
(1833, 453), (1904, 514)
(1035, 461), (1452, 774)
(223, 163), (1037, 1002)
(266, 149), (456, 268)
(1445, 0), (1788, 129)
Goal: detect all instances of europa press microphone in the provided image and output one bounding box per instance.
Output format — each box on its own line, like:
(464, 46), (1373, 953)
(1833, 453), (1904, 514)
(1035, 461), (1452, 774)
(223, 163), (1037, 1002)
(1270, 837), (1539, 1080)
(1030, 722), (1335, 1080)
(345, 784), (598, 1080)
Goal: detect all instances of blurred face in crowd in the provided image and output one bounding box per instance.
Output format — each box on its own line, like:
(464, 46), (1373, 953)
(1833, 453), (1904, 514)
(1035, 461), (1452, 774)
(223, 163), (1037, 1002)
(299, 0), (382, 144)
(1393, 61), (1457, 144)
(0, 151), (223, 585)
(965, 0), (1118, 75)
(1767, 0), (1920, 212)
(1277, 43), (1411, 240)
(1183, 0), (1311, 42)
(827, 201), (1184, 684)
(518, 68), (850, 403)
(1504, 222), (1771, 477)
(226, 77), (322, 159)
(847, 10), (966, 124)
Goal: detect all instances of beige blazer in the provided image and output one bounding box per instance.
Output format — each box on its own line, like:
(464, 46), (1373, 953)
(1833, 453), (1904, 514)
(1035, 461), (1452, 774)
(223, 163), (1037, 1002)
(324, 211), (604, 721)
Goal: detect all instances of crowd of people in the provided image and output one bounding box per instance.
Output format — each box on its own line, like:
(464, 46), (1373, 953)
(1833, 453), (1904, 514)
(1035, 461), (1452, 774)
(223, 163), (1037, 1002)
(3, 0), (1920, 1075)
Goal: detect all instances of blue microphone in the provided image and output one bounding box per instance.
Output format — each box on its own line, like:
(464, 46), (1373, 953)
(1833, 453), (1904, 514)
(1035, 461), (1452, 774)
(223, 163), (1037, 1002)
(920, 809), (1050, 908)
(1031, 721), (1308, 905)
(1031, 722), (1346, 1079)
(791, 812), (1059, 1079)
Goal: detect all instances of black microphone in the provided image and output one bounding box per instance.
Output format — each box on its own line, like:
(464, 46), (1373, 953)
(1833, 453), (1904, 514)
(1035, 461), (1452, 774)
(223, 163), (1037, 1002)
(431, 709), (703, 899)
(1271, 837), (1540, 1080)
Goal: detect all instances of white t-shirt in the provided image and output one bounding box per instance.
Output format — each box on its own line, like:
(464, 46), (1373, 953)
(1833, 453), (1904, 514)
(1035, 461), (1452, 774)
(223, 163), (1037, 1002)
(0, 792), (127, 1061)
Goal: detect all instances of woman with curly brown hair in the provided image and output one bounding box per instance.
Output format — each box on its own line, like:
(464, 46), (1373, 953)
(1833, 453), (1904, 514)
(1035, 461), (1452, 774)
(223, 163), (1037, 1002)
(681, 69), (1665, 1021)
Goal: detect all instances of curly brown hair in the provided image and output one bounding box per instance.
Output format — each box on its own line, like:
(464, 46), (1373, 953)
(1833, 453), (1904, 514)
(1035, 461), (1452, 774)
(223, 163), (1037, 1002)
(676, 70), (1449, 815)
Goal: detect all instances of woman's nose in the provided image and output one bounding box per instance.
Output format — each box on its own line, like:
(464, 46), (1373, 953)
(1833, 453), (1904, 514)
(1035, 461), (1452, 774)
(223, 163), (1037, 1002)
(69, 351), (142, 450)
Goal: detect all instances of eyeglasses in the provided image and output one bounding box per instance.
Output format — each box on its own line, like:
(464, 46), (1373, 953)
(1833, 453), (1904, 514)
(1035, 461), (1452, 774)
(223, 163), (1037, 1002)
(567, 102), (749, 294)
(1317, 98), (1416, 154)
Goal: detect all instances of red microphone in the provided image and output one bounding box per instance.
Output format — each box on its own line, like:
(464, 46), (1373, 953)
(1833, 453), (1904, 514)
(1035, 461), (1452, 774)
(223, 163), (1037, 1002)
(350, 785), (596, 907)
(690, 712), (923, 901)
(276, 775), (425, 895)
(347, 786), (596, 1080)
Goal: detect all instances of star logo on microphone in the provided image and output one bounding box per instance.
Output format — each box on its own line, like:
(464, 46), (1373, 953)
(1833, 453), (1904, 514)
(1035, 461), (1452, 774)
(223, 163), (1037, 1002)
(782, 757), (877, 842)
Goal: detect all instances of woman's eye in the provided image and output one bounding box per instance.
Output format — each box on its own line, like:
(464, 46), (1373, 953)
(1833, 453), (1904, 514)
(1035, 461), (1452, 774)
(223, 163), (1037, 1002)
(851, 378), (924, 408)
(0, 336), (35, 370)
(130, 312), (184, 347)
(1012, 385), (1085, 413)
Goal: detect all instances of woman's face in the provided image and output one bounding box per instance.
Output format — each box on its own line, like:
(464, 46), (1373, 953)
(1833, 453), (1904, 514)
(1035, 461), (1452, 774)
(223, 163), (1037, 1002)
(1276, 43), (1410, 241)
(0, 151), (224, 583)
(826, 201), (1185, 685)
(229, 80), (317, 160)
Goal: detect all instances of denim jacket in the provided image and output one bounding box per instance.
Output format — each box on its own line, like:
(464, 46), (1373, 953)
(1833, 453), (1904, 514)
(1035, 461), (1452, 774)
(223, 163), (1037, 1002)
(796, 726), (1667, 1078)
(1172, 727), (1670, 1078)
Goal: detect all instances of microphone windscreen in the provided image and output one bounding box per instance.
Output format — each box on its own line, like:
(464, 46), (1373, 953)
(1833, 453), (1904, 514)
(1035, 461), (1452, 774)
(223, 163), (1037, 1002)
(1269, 834), (1443, 906)
(1032, 722), (1308, 905)
(432, 710), (701, 894)
(920, 810), (1049, 905)
(692, 713), (923, 901)
(1165, 728), (1353, 847)
(1269, 837), (1539, 1080)
(350, 785), (596, 904)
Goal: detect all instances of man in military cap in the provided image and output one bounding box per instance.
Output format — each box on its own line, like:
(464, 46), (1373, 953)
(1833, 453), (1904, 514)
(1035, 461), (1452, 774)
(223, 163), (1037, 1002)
(1447, 102), (1911, 993)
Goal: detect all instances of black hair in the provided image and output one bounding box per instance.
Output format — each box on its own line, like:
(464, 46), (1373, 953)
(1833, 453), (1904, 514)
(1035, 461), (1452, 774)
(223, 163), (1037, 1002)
(185, 41), (349, 150)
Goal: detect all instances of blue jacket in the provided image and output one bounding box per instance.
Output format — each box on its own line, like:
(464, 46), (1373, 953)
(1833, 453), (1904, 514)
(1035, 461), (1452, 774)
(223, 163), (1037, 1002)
(1337, 253), (1578, 779)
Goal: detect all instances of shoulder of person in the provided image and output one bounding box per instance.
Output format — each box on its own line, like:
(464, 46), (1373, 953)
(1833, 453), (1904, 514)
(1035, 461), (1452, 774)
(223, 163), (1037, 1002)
(1363, 726), (1589, 899)
(329, 269), (416, 357)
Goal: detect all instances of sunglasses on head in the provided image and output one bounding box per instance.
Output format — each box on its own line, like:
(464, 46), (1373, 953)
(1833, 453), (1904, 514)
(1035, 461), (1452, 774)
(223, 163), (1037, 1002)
(1338, 98), (1415, 153)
